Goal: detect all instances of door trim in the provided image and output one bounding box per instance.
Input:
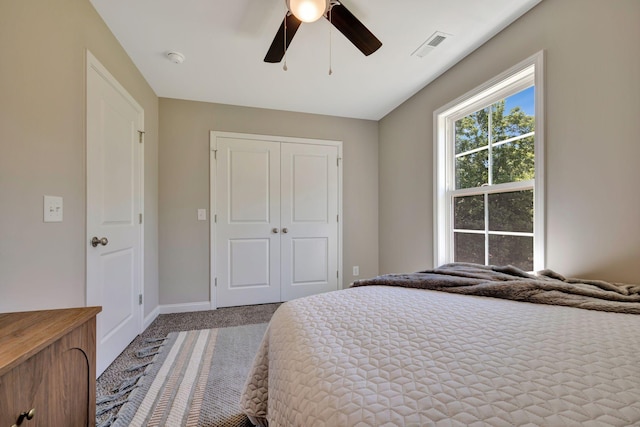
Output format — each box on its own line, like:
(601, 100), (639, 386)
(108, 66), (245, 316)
(86, 50), (144, 333)
(209, 131), (343, 309)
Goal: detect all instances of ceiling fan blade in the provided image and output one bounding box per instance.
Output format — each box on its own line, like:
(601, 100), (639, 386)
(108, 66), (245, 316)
(327, 2), (382, 56)
(264, 13), (302, 63)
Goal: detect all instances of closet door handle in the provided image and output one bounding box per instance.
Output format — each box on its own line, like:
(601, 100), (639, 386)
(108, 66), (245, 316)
(282, 228), (289, 234)
(91, 236), (109, 247)
(272, 228), (279, 234)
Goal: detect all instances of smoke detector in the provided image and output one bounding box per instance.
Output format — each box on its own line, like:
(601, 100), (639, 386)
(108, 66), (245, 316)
(412, 31), (452, 58)
(166, 52), (185, 64)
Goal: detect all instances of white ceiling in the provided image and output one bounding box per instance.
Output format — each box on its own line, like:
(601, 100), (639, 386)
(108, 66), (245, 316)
(90, 0), (542, 120)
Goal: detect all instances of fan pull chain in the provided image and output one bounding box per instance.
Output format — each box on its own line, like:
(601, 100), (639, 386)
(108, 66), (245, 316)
(328, 7), (333, 75)
(283, 15), (288, 71)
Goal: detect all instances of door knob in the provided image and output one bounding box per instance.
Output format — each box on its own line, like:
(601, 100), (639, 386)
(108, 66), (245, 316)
(272, 228), (279, 233)
(91, 236), (109, 247)
(282, 228), (289, 234)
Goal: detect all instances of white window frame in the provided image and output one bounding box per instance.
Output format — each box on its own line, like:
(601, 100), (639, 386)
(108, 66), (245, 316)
(433, 51), (545, 271)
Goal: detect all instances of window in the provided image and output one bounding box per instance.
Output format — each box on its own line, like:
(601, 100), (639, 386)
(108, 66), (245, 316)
(434, 52), (544, 271)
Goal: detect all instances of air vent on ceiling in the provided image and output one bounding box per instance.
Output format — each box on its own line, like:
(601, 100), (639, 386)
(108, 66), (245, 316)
(412, 31), (452, 58)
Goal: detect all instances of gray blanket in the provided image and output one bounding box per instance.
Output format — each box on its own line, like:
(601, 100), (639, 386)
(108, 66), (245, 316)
(351, 262), (640, 314)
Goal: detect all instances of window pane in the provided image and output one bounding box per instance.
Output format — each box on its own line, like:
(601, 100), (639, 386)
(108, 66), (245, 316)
(491, 86), (535, 142)
(455, 108), (489, 154)
(489, 235), (533, 271)
(454, 232), (485, 264)
(488, 190), (533, 233)
(455, 150), (488, 189)
(454, 195), (484, 230)
(439, 61), (541, 271)
(492, 136), (535, 185)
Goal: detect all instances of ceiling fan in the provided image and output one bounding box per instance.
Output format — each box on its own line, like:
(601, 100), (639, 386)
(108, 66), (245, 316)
(264, 0), (382, 63)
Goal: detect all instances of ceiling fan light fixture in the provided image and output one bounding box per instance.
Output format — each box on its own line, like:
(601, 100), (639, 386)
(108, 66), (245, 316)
(286, 0), (329, 23)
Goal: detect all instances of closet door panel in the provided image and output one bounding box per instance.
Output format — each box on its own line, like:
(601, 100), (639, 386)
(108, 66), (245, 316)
(215, 138), (281, 307)
(280, 143), (339, 301)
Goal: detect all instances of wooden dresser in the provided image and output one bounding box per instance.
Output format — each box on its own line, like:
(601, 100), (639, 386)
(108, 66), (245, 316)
(0, 307), (101, 427)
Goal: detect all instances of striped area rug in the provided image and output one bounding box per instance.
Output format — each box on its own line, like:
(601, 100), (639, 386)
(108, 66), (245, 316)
(112, 323), (268, 427)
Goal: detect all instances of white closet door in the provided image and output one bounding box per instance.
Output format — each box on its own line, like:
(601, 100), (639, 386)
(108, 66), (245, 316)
(280, 143), (339, 301)
(215, 137), (281, 307)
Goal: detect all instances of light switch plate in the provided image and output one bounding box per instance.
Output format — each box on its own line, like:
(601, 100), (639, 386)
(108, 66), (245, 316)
(197, 208), (207, 221)
(44, 195), (63, 222)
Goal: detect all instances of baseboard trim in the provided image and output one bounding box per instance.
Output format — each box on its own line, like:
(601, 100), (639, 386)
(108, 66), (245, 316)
(158, 301), (213, 315)
(143, 306), (160, 330)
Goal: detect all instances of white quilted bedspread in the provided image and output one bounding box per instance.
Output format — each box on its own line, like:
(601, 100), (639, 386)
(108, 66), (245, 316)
(240, 286), (640, 426)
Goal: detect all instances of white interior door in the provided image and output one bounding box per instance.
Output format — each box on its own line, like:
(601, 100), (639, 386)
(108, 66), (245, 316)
(214, 137), (281, 308)
(212, 133), (341, 307)
(280, 143), (339, 301)
(86, 51), (143, 376)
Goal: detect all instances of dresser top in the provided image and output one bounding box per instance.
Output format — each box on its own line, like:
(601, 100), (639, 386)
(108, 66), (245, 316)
(0, 306), (101, 376)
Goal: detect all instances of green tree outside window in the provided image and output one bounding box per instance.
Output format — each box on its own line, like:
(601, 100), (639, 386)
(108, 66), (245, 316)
(453, 88), (535, 270)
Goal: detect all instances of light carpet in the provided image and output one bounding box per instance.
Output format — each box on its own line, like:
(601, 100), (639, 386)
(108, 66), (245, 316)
(108, 323), (267, 427)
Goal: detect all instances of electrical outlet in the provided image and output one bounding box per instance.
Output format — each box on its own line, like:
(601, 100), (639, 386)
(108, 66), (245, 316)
(353, 266), (360, 276)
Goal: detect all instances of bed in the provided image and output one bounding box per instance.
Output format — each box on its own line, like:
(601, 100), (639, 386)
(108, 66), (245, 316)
(240, 263), (640, 426)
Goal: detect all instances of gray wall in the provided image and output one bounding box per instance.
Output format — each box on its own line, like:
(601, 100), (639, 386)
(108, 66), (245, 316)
(379, 0), (640, 283)
(159, 99), (379, 305)
(0, 0), (159, 315)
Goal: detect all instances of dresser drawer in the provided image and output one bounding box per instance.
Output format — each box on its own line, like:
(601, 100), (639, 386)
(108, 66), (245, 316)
(0, 307), (100, 427)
